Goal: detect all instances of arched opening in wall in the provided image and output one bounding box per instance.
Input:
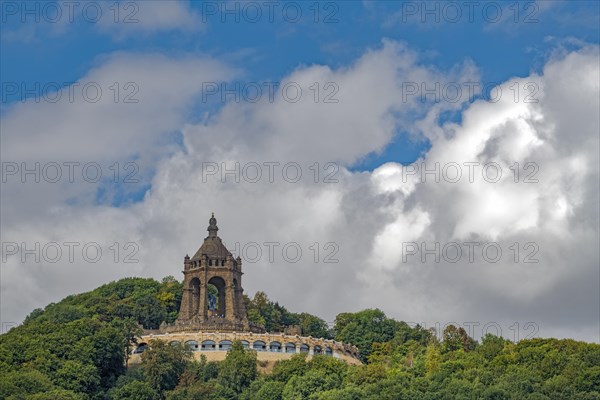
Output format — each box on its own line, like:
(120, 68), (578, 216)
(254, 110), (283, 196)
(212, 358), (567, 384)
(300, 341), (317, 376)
(207, 277), (226, 318)
(219, 340), (233, 351)
(133, 343), (148, 354)
(314, 345), (322, 355)
(300, 344), (309, 353)
(253, 340), (267, 351)
(202, 340), (216, 351)
(269, 341), (282, 352)
(207, 284), (218, 313)
(240, 340), (249, 349)
(185, 340), (199, 351)
(285, 343), (296, 353)
(189, 278), (201, 317)
(325, 347), (333, 356)
(169, 341), (181, 347)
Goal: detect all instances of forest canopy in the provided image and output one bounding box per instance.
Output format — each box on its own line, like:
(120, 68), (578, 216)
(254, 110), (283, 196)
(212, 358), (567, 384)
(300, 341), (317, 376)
(1, 276), (598, 399)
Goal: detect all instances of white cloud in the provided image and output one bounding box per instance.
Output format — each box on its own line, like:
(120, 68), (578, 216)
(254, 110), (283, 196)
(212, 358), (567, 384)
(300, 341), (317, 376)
(96, 1), (202, 38)
(1, 42), (598, 343)
(0, 1), (201, 44)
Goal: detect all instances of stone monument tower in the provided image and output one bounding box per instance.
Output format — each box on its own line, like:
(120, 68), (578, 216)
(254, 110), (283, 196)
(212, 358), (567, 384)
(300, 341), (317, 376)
(176, 214), (261, 332)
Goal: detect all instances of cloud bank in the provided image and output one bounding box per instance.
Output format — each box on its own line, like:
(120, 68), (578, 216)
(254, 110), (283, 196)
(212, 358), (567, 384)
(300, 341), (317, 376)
(1, 41), (598, 342)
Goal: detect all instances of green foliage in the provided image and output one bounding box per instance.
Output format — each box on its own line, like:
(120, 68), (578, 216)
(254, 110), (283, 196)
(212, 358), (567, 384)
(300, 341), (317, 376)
(282, 370), (343, 400)
(245, 292), (332, 338)
(241, 380), (285, 400)
(2, 277), (599, 400)
(110, 380), (159, 400)
(333, 309), (402, 362)
(271, 354), (309, 382)
(217, 341), (258, 393)
(0, 277), (185, 399)
(141, 340), (191, 392)
(54, 360), (101, 394)
(424, 343), (442, 375)
(442, 324), (478, 353)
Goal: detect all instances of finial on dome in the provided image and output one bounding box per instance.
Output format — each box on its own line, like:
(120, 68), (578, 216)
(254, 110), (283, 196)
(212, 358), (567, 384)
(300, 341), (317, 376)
(208, 213), (218, 237)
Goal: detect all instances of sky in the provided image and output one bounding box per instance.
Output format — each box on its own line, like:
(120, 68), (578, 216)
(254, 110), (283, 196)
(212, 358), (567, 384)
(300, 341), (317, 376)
(1, 0), (599, 342)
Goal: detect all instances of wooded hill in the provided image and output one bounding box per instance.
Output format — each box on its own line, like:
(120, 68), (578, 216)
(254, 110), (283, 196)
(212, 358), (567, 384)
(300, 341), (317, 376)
(1, 277), (598, 399)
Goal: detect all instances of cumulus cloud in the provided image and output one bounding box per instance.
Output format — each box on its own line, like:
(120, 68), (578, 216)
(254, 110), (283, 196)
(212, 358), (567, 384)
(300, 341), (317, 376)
(1, 41), (597, 343)
(0, 1), (201, 44)
(96, 1), (202, 37)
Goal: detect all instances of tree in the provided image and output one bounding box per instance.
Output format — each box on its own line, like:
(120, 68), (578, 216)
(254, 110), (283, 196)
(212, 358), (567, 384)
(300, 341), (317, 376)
(441, 325), (477, 353)
(425, 343), (442, 375)
(271, 354), (308, 382)
(110, 380), (159, 400)
(28, 389), (85, 400)
(112, 317), (143, 367)
(241, 380), (285, 400)
(282, 370), (342, 399)
(141, 340), (191, 392)
(54, 360), (101, 394)
(217, 341), (257, 393)
(134, 295), (166, 330)
(479, 334), (507, 361)
(334, 309), (400, 362)
(298, 313), (331, 339)
(89, 326), (128, 387)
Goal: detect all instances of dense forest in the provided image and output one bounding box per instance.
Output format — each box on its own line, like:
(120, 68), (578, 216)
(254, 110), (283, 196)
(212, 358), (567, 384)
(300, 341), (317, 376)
(1, 277), (598, 399)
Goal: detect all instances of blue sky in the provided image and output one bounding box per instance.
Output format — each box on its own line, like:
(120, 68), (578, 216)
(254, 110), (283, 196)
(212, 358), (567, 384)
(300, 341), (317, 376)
(2, 1), (598, 173)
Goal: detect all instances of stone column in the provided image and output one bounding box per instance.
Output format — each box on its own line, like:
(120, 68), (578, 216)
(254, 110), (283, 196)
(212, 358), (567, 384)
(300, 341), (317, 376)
(236, 286), (247, 318)
(225, 283), (235, 320)
(179, 285), (192, 321)
(199, 280), (207, 321)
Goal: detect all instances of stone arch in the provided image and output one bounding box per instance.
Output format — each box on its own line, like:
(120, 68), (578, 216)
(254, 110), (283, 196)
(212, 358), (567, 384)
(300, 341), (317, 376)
(169, 341), (181, 347)
(325, 347), (333, 356)
(133, 342), (148, 354)
(269, 341), (282, 352)
(299, 344), (309, 353)
(189, 277), (200, 317)
(202, 340), (216, 351)
(207, 276), (226, 317)
(285, 342), (296, 353)
(253, 340), (267, 351)
(314, 345), (322, 355)
(219, 340), (233, 350)
(240, 340), (249, 349)
(185, 340), (199, 351)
